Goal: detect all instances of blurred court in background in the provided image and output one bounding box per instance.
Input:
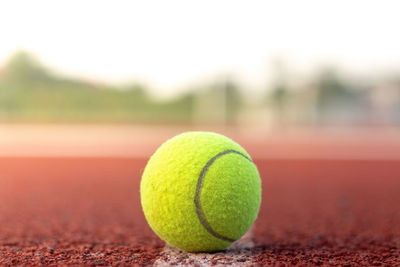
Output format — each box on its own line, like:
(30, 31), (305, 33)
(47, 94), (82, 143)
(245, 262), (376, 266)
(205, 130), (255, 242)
(1, 50), (400, 159)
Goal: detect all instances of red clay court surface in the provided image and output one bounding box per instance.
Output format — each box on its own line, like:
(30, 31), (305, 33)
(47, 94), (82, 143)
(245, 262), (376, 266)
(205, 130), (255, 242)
(0, 156), (398, 266)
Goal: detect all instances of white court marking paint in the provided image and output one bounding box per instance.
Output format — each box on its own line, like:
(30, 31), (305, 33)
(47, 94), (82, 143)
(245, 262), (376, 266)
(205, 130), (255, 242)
(154, 227), (256, 266)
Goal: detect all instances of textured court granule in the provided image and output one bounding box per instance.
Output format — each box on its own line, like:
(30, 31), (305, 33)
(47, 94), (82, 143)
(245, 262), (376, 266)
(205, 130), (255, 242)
(0, 158), (399, 266)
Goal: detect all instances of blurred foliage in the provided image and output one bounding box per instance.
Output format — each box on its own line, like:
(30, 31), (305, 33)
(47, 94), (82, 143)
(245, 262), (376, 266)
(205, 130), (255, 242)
(0, 51), (245, 124)
(3, 52), (52, 83)
(1, 51), (400, 125)
(0, 52), (199, 123)
(267, 83), (289, 126)
(314, 69), (368, 125)
(224, 80), (242, 125)
(202, 79), (242, 125)
(264, 65), (400, 126)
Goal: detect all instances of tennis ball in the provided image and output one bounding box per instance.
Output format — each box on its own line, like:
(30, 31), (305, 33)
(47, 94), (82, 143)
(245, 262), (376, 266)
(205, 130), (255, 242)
(140, 131), (261, 252)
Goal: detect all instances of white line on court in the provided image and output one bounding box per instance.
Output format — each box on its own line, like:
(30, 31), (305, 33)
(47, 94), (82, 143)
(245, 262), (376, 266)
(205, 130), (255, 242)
(153, 227), (256, 266)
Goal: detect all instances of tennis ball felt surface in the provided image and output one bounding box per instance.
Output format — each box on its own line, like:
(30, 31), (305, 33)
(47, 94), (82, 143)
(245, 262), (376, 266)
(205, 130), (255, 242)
(140, 132), (261, 252)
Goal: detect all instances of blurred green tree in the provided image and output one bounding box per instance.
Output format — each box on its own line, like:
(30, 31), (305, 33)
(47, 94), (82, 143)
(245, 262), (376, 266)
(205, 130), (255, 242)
(0, 51), (197, 123)
(224, 79), (242, 125)
(314, 68), (365, 124)
(2, 51), (52, 83)
(268, 83), (289, 126)
(266, 59), (290, 126)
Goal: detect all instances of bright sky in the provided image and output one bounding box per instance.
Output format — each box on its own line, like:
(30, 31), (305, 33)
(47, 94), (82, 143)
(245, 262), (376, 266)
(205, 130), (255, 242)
(1, 0), (400, 97)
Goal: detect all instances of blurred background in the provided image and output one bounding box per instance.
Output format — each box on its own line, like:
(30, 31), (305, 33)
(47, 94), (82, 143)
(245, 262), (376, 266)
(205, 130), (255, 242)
(1, 0), (400, 157)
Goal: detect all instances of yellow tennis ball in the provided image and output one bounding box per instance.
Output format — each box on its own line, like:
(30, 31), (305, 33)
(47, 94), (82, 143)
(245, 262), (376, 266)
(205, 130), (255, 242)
(140, 131), (261, 252)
